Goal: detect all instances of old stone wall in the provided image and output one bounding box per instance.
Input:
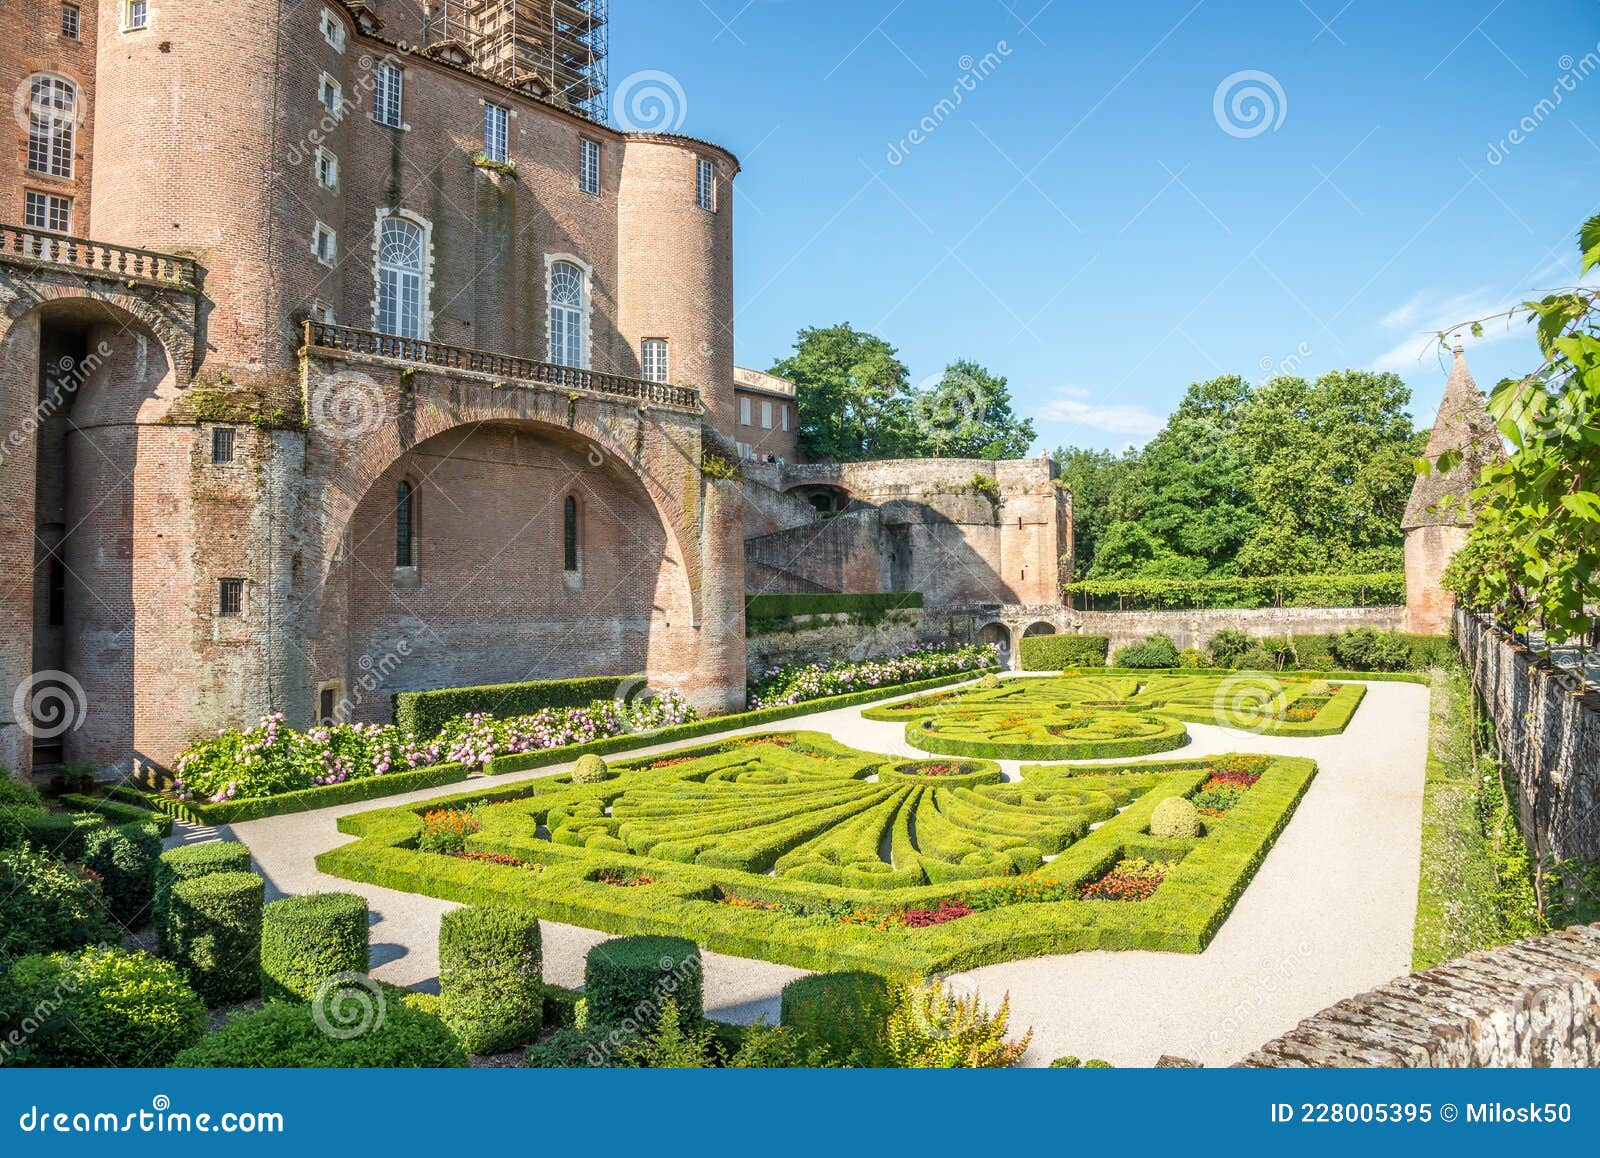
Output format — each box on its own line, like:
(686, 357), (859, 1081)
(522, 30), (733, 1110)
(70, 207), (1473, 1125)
(746, 610), (931, 682)
(1242, 923), (1600, 1067)
(1457, 611), (1600, 863)
(744, 510), (884, 596)
(1075, 605), (1409, 654)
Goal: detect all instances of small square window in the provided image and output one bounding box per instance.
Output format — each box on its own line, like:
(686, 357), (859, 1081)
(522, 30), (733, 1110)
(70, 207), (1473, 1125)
(696, 158), (717, 212)
(320, 8), (345, 51)
(580, 138), (601, 195)
(24, 191), (72, 233)
(311, 302), (335, 325)
(319, 74), (343, 113)
(61, 3), (80, 38)
(317, 148), (338, 189)
(125, 0), (148, 30)
(483, 104), (510, 164)
(218, 579), (244, 618)
(212, 427), (236, 464)
(313, 223), (337, 265)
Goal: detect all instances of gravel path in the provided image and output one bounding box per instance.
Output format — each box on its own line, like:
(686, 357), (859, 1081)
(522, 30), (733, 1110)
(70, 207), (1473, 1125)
(199, 676), (1430, 1066)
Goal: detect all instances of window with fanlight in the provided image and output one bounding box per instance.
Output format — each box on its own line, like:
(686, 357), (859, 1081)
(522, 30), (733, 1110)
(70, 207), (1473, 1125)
(376, 216), (428, 339)
(26, 75), (77, 179)
(547, 260), (588, 368)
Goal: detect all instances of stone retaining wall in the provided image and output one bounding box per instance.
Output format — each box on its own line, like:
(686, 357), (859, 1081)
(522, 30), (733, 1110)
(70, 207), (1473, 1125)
(1457, 611), (1600, 863)
(1241, 923), (1600, 1067)
(745, 610), (928, 682)
(1076, 605), (1408, 654)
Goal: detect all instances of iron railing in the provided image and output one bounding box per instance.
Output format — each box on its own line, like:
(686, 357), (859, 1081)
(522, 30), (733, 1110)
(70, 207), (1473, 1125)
(304, 320), (700, 410)
(0, 224), (201, 292)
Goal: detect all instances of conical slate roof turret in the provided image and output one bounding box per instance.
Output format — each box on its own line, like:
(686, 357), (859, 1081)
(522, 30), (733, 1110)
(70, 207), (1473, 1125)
(1402, 346), (1504, 530)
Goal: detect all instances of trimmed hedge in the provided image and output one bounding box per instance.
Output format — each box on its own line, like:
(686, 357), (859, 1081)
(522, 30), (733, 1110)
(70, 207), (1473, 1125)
(59, 792), (173, 836)
(1019, 634), (1109, 671)
(584, 935), (702, 1029)
(82, 821), (162, 928)
(143, 761), (472, 827)
(156, 841), (254, 946)
(0, 946), (206, 1067)
(168, 871), (265, 1007)
(395, 677), (628, 741)
(745, 591), (923, 624)
(21, 811), (107, 862)
(438, 905), (544, 1055)
(260, 892), (370, 1001)
(0, 844), (117, 959)
(780, 971), (893, 1065)
(1065, 572), (1405, 611)
(173, 999), (467, 1068)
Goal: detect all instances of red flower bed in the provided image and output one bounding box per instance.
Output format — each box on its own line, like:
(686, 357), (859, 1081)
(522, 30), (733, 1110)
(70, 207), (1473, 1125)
(1206, 754), (1269, 787)
(451, 851), (539, 871)
(1079, 858), (1168, 902)
(901, 900), (974, 928)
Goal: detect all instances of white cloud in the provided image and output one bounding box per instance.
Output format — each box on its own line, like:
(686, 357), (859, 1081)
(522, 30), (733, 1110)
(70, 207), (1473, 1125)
(1371, 288), (1525, 373)
(1035, 387), (1167, 438)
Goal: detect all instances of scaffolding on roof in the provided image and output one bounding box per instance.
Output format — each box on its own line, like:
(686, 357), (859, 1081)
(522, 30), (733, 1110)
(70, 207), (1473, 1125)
(434, 0), (609, 122)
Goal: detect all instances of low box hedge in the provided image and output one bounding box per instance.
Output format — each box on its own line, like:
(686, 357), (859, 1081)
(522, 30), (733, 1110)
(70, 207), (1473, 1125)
(584, 935), (702, 1029)
(167, 871), (265, 1007)
(259, 892), (370, 1002)
(395, 676), (628, 741)
(81, 821), (162, 929)
(1018, 634), (1110, 671)
(172, 998), (467, 1068)
(745, 591), (923, 625)
(59, 792), (173, 837)
(156, 840), (255, 948)
(141, 761), (473, 827)
(438, 905), (544, 1055)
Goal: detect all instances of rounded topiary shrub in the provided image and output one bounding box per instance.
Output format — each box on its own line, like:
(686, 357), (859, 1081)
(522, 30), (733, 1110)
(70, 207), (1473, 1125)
(260, 892), (369, 1001)
(1112, 634), (1181, 669)
(571, 754), (612, 785)
(0, 845), (116, 960)
(438, 905), (543, 1055)
(21, 811), (106, 862)
(780, 971), (894, 1066)
(156, 840), (254, 946)
(1150, 796), (1202, 839)
(0, 946), (206, 1067)
(168, 871), (265, 1008)
(584, 935), (701, 1030)
(82, 822), (162, 929)
(173, 999), (467, 1068)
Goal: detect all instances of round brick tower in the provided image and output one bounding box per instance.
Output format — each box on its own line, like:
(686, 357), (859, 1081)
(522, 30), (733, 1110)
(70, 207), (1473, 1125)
(616, 135), (738, 437)
(87, 1), (328, 379)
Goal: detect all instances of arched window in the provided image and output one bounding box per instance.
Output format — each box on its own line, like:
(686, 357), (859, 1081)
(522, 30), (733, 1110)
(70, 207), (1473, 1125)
(377, 216), (426, 338)
(563, 494), (580, 573)
(395, 480), (416, 568)
(27, 75), (77, 179)
(548, 260), (587, 368)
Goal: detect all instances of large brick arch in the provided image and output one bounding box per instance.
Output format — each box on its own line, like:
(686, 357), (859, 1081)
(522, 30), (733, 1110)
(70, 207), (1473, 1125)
(0, 276), (198, 380)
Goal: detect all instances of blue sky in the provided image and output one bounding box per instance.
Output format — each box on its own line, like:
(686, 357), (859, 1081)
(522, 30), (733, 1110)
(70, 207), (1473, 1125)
(612, 0), (1600, 452)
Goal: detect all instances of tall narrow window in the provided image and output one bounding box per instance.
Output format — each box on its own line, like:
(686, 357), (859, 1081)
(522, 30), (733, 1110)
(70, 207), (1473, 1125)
(316, 148), (339, 190)
(24, 191), (71, 233)
(374, 61), (404, 128)
(395, 481), (415, 568)
(320, 8), (345, 51)
(313, 222), (337, 266)
(547, 261), (586, 368)
(483, 103), (510, 163)
(696, 158), (716, 211)
(26, 76), (76, 179)
(579, 138), (601, 195)
(376, 216), (425, 338)
(218, 579), (244, 618)
(761, 400), (773, 430)
(47, 555), (66, 627)
(319, 687), (338, 726)
(782, 404), (790, 432)
(125, 0), (148, 30)
(319, 74), (343, 112)
(61, 4), (80, 38)
(641, 339), (669, 384)
(563, 495), (579, 573)
(739, 397), (752, 426)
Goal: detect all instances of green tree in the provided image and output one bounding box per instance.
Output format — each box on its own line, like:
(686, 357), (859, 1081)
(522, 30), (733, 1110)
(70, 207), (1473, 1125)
(1052, 446), (1136, 578)
(772, 324), (914, 461)
(910, 359), (1037, 460)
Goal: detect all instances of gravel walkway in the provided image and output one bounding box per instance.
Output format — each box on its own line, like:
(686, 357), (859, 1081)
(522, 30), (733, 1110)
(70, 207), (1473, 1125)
(197, 676), (1430, 1067)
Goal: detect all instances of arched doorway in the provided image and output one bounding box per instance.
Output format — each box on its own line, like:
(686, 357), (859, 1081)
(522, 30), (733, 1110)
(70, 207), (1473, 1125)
(789, 483), (851, 516)
(1023, 622), (1058, 639)
(319, 419), (700, 725)
(1, 295), (182, 776)
(978, 621), (1012, 665)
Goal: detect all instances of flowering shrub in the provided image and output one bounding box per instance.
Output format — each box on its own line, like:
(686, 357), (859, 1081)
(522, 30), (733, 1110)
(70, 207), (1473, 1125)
(419, 808), (482, 854)
(172, 693), (697, 800)
(746, 644), (998, 710)
(1079, 858), (1170, 902)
